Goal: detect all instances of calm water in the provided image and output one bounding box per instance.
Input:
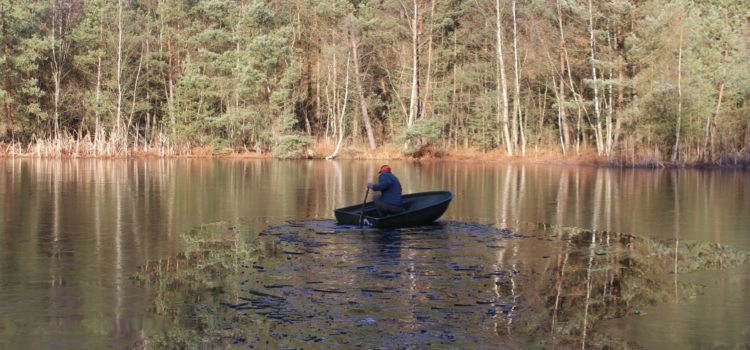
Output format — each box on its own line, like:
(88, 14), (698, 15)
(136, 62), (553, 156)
(1, 159), (749, 349)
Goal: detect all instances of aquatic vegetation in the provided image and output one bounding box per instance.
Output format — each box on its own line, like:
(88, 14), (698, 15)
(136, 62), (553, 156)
(132, 220), (750, 349)
(131, 222), (259, 349)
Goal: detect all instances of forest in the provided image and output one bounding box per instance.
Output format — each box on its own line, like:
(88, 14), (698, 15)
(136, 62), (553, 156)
(0, 0), (748, 163)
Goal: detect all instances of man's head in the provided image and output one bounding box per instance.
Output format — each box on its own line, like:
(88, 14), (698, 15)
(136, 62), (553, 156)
(379, 165), (392, 174)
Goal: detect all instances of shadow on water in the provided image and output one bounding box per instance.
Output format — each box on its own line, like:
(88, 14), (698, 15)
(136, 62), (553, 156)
(132, 220), (750, 349)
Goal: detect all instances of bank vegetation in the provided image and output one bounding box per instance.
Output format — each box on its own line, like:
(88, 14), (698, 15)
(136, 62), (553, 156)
(0, 0), (748, 166)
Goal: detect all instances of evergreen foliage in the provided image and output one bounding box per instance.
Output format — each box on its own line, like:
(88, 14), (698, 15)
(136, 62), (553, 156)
(0, 0), (747, 163)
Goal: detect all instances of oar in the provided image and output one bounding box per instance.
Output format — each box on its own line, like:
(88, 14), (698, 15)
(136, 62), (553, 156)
(358, 187), (370, 226)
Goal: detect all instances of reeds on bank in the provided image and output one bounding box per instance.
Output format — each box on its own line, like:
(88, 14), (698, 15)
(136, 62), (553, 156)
(2, 132), (749, 168)
(2, 129), (179, 158)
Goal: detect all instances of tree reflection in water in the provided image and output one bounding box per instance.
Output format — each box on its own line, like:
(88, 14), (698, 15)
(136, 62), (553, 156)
(133, 220), (749, 349)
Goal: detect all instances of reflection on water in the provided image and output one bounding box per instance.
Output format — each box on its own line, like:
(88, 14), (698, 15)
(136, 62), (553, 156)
(135, 220), (749, 349)
(0, 159), (749, 348)
(603, 264), (750, 349)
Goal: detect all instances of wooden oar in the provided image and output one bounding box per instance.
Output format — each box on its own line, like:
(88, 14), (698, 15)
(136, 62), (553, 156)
(358, 187), (370, 226)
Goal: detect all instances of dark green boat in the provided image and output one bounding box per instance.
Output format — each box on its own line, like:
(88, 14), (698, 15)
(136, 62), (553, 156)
(334, 191), (453, 228)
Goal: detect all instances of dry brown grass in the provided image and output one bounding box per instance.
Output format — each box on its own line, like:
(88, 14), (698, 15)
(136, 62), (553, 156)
(1, 138), (746, 168)
(225, 149), (271, 159)
(1, 132), (176, 158)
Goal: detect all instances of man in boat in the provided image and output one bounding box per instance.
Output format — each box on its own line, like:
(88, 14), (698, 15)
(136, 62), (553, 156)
(367, 165), (404, 217)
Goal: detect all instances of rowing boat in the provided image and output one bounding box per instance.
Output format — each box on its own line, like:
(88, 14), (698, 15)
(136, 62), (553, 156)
(334, 191), (453, 228)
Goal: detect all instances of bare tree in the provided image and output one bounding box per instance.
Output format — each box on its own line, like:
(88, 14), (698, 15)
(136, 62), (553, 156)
(703, 45), (728, 161)
(556, 0), (570, 155)
(419, 0), (435, 121)
(588, 0), (603, 155)
(496, 0), (511, 155)
(407, 0), (422, 129)
(511, 0), (525, 155)
(327, 50), (351, 159)
(672, 23), (684, 162)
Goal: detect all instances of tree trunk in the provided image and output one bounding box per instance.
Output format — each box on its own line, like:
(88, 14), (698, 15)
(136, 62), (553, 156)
(495, 0), (511, 155)
(614, 27), (624, 158)
(51, 0), (61, 140)
(407, 0), (422, 129)
(233, 1), (244, 142)
(629, 2), (638, 125)
(328, 50), (351, 159)
(553, 76), (566, 154)
(703, 44), (728, 162)
(95, 8), (103, 143)
(451, 28), (458, 151)
(605, 26), (614, 157)
(302, 50), (312, 135)
(116, 0), (124, 144)
(315, 37), (322, 135)
(556, 0), (571, 152)
(127, 40), (145, 147)
(672, 26), (684, 162)
(1, 4), (14, 140)
(327, 46), (338, 142)
(419, 0), (434, 121)
(162, 0), (176, 142)
(349, 28), (376, 150)
(588, 0), (603, 155)
(511, 0), (524, 156)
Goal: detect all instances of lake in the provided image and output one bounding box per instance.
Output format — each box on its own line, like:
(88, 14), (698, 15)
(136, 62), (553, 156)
(1, 159), (749, 349)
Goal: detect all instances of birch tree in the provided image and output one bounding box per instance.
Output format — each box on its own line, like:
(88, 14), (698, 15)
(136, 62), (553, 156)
(495, 0), (511, 155)
(407, 0), (422, 129)
(587, 0), (603, 155)
(555, 0), (570, 154)
(671, 18), (684, 162)
(418, 0), (435, 121)
(327, 49), (351, 159)
(511, 0), (524, 155)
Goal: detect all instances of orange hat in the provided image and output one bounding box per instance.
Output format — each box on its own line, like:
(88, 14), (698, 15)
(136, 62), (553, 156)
(379, 165), (392, 173)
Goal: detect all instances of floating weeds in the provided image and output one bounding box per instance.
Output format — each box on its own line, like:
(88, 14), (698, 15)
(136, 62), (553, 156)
(132, 220), (750, 349)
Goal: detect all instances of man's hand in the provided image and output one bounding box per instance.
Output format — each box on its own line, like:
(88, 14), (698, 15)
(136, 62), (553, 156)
(367, 182), (374, 189)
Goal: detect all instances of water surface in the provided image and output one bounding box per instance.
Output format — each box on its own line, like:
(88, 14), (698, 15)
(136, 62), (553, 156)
(1, 159), (748, 348)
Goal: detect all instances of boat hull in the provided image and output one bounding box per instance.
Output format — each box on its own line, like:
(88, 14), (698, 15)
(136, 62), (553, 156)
(334, 191), (453, 228)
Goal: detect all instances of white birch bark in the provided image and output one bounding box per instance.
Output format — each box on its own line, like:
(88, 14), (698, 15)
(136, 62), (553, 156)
(419, 0), (435, 121)
(511, 0), (525, 156)
(496, 0), (512, 155)
(556, 0), (568, 155)
(407, 0), (420, 129)
(672, 26), (684, 162)
(327, 50), (351, 159)
(703, 45), (728, 161)
(588, 0), (603, 155)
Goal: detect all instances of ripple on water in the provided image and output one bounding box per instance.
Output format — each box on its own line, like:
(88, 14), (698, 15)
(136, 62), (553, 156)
(212, 219), (526, 348)
(143, 219), (749, 349)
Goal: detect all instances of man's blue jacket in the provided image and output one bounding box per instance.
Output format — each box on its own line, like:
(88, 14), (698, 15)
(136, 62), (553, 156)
(372, 172), (403, 206)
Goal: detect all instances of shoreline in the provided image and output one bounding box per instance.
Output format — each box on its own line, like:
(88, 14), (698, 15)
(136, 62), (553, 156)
(2, 142), (749, 169)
